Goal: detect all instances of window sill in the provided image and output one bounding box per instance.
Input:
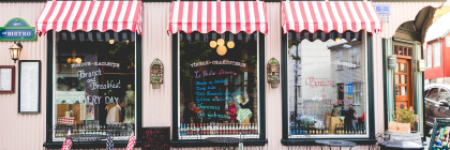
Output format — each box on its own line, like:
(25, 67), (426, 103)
(170, 139), (268, 147)
(43, 141), (141, 149)
(281, 138), (376, 146)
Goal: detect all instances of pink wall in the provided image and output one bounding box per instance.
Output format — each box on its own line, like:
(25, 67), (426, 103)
(0, 2), (47, 150)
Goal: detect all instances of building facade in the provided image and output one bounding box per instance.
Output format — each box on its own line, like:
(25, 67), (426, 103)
(0, 0), (445, 149)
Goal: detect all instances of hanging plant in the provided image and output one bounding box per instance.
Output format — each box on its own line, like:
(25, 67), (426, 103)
(151, 61), (162, 73)
(268, 76), (280, 88)
(151, 76), (162, 89)
(269, 59), (279, 72)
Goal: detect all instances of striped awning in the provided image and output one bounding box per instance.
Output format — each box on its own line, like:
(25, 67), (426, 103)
(168, 1), (268, 34)
(282, 1), (382, 34)
(36, 1), (142, 35)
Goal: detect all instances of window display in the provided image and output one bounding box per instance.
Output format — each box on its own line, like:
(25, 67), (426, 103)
(287, 31), (367, 137)
(54, 36), (135, 139)
(178, 32), (259, 137)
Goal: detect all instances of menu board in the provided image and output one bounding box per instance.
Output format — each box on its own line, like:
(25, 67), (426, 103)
(0, 66), (14, 93)
(19, 60), (41, 113)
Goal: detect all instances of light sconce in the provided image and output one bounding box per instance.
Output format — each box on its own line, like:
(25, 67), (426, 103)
(418, 60), (426, 72)
(109, 39), (115, 44)
(9, 41), (23, 63)
(388, 55), (397, 69)
(151, 58), (164, 89)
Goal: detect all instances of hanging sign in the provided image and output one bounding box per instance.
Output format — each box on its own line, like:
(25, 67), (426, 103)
(374, 4), (390, 15)
(0, 18), (36, 41)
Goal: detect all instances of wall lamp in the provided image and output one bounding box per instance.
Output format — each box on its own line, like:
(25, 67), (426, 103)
(9, 41), (23, 63)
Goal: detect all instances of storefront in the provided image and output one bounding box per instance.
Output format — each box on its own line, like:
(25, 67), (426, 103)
(0, 0), (445, 149)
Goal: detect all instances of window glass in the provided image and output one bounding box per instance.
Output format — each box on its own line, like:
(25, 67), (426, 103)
(287, 31), (367, 136)
(434, 42), (441, 67)
(427, 49), (432, 68)
(426, 88), (439, 101)
(179, 32), (259, 137)
(439, 88), (450, 102)
(54, 38), (135, 139)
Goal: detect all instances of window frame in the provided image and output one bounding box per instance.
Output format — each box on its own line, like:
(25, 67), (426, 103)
(281, 31), (376, 144)
(426, 48), (432, 68)
(171, 32), (267, 145)
(434, 42), (441, 67)
(44, 31), (143, 148)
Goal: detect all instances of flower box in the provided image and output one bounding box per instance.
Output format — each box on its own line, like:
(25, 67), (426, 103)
(388, 122), (411, 133)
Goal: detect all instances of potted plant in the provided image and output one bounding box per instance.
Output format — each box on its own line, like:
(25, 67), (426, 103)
(268, 76), (280, 88)
(151, 61), (162, 73)
(388, 107), (418, 133)
(269, 59), (278, 72)
(151, 76), (162, 89)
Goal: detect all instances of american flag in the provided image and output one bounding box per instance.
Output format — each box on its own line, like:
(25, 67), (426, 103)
(61, 129), (72, 150)
(126, 132), (136, 150)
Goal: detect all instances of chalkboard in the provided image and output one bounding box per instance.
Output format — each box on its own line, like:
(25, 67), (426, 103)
(141, 127), (170, 150)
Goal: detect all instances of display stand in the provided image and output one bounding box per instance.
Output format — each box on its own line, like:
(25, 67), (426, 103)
(429, 118), (450, 150)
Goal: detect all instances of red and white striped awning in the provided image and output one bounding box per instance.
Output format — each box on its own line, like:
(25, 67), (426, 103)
(282, 1), (382, 34)
(36, 1), (142, 34)
(168, 1), (268, 34)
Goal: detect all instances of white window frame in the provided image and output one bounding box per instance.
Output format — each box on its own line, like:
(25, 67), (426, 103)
(177, 32), (261, 139)
(427, 49), (432, 68)
(434, 42), (441, 67)
(52, 32), (137, 141)
(286, 32), (370, 139)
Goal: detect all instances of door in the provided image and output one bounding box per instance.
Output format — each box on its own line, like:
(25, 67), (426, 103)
(395, 59), (412, 109)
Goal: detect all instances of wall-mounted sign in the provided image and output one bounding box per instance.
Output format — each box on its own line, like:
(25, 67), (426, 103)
(0, 66), (15, 93)
(19, 60), (41, 113)
(0, 18), (36, 41)
(374, 4), (390, 15)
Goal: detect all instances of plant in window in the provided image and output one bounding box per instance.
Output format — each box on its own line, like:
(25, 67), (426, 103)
(388, 107), (418, 133)
(268, 75), (280, 88)
(269, 59), (279, 72)
(151, 76), (162, 89)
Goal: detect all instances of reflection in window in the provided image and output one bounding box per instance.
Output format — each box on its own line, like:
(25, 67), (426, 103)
(54, 37), (135, 139)
(178, 32), (259, 137)
(287, 31), (367, 136)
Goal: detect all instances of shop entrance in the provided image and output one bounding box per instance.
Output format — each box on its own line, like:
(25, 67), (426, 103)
(394, 45), (413, 109)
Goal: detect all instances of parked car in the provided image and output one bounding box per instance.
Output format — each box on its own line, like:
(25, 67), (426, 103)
(424, 84), (450, 135)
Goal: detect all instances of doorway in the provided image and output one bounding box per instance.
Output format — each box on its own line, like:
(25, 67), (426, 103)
(394, 45), (413, 109)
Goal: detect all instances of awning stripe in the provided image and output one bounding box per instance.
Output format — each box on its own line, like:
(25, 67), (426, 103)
(36, 1), (142, 34)
(168, 1), (268, 34)
(282, 1), (381, 34)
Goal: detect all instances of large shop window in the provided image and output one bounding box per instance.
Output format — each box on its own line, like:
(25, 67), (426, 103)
(286, 31), (368, 138)
(53, 32), (136, 140)
(178, 32), (260, 138)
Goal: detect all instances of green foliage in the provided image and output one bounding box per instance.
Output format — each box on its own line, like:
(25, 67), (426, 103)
(109, 42), (135, 61)
(151, 76), (161, 83)
(390, 107), (418, 127)
(269, 59), (278, 65)
(269, 76), (280, 82)
(288, 39), (298, 48)
(152, 61), (161, 66)
(180, 40), (213, 81)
